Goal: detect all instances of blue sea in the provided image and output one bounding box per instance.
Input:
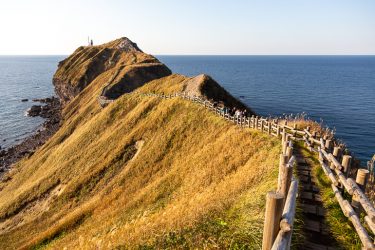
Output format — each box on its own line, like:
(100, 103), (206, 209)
(0, 56), (374, 164)
(0, 56), (64, 148)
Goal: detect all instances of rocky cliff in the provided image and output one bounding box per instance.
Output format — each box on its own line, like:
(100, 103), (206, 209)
(53, 37), (172, 105)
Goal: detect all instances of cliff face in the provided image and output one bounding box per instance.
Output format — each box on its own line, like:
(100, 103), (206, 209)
(53, 37), (172, 105)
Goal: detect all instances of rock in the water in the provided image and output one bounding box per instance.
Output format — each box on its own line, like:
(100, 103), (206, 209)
(21, 99), (28, 102)
(28, 105), (42, 116)
(32, 96), (55, 103)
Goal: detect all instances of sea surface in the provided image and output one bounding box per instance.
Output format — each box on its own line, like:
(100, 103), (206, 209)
(0, 55), (374, 164)
(158, 55), (375, 163)
(0, 56), (64, 148)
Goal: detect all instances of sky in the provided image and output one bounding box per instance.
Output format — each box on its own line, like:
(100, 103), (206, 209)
(0, 0), (374, 55)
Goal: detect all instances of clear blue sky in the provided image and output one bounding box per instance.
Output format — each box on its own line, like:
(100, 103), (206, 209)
(1, 0), (374, 55)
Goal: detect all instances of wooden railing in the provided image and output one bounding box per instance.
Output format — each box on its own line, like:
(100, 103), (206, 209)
(100, 91), (374, 249)
(303, 129), (375, 249)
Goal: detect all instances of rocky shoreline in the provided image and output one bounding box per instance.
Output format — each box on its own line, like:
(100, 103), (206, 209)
(0, 97), (61, 174)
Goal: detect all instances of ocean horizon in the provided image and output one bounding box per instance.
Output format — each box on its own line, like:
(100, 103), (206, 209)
(0, 55), (374, 163)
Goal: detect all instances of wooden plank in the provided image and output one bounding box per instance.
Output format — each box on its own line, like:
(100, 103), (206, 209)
(331, 184), (375, 249)
(329, 154), (342, 170)
(347, 178), (375, 223)
(321, 162), (339, 186)
(333, 168), (353, 193)
(272, 180), (298, 250)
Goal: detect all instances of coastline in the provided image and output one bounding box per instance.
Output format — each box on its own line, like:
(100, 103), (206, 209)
(0, 97), (61, 175)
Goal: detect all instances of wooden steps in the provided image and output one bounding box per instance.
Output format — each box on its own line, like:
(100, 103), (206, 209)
(295, 149), (339, 249)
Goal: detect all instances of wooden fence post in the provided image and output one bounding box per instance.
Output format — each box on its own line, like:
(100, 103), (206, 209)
(330, 146), (341, 170)
(325, 139), (332, 153)
(268, 121), (272, 135)
(342, 155), (352, 177)
(255, 116), (259, 130)
(278, 154), (288, 191)
(262, 191), (284, 250)
(286, 146), (293, 161)
(352, 169), (369, 213)
(277, 154), (293, 204)
(293, 124), (297, 137)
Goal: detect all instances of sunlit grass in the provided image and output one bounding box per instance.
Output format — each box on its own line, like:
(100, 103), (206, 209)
(0, 75), (282, 249)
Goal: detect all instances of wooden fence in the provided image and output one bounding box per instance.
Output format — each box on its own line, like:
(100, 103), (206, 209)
(303, 128), (375, 249)
(99, 91), (375, 249)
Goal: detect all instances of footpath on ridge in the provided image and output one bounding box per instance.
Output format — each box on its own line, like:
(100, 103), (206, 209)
(295, 147), (338, 250)
(100, 91), (372, 249)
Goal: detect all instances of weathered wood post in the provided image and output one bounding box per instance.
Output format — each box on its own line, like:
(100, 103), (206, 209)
(293, 124), (297, 137)
(262, 191), (284, 250)
(251, 115), (255, 128)
(318, 147), (324, 162)
(330, 146), (341, 170)
(342, 155), (352, 177)
(310, 131), (317, 146)
(325, 139), (332, 153)
(268, 120), (272, 135)
(278, 154), (289, 191)
(286, 146), (293, 161)
(352, 169), (369, 214)
(276, 125), (281, 138)
(320, 138), (326, 151)
(255, 116), (259, 130)
(283, 134), (290, 155)
(277, 154), (293, 204)
(261, 120), (264, 132)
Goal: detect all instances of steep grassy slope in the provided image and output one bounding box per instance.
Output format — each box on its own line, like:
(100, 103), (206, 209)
(0, 73), (280, 249)
(53, 37), (171, 104)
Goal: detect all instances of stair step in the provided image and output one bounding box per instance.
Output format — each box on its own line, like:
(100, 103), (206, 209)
(301, 192), (314, 200)
(299, 175), (311, 182)
(297, 157), (306, 164)
(304, 219), (321, 232)
(301, 204), (325, 216)
(297, 165), (311, 171)
(304, 241), (336, 250)
(299, 170), (311, 176)
(303, 185), (320, 192)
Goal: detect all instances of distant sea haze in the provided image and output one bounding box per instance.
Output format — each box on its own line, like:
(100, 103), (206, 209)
(0, 55), (374, 163)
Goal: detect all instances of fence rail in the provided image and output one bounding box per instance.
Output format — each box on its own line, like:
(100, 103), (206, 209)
(99, 91), (374, 249)
(303, 128), (375, 249)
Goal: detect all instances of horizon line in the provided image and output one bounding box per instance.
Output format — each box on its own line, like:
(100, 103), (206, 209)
(1, 54), (375, 57)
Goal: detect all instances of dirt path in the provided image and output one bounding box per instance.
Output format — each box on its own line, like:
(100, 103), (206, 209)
(295, 148), (339, 250)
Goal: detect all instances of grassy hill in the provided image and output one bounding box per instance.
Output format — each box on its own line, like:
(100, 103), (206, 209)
(0, 40), (280, 249)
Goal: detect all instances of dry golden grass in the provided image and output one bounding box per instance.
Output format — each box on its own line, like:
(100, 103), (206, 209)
(0, 75), (281, 249)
